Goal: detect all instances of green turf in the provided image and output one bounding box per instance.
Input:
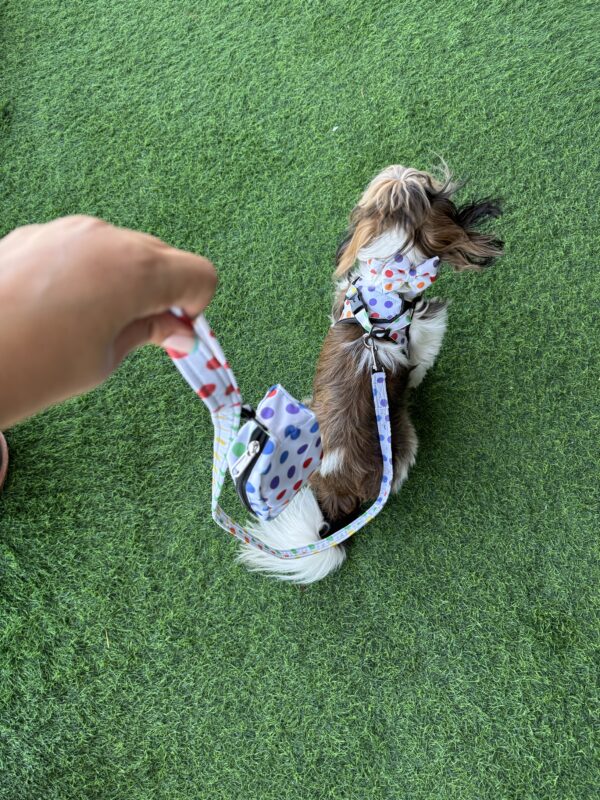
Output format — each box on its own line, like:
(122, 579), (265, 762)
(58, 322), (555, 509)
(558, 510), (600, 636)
(1, 1), (599, 797)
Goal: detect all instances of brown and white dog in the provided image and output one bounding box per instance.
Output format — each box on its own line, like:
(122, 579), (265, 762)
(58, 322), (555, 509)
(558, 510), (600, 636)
(239, 164), (503, 583)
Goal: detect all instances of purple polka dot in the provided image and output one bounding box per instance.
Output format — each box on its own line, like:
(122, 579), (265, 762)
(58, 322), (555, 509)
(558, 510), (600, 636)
(310, 422), (319, 434)
(298, 443), (309, 454)
(368, 286), (376, 292)
(384, 300), (393, 308)
(369, 298), (377, 306)
(387, 435), (392, 443)
(377, 376), (384, 383)
(263, 440), (275, 455)
(380, 398), (388, 407)
(270, 476), (280, 490)
(280, 450), (289, 464)
(315, 437), (321, 447)
(382, 475), (389, 483)
(261, 407), (275, 420)
(286, 403), (300, 414)
(409, 268), (417, 276)
(287, 466), (296, 479)
(394, 250), (403, 262)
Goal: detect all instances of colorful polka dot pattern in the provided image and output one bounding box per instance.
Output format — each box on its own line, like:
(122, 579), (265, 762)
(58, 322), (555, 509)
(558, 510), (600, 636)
(226, 386), (322, 521)
(340, 251), (440, 346)
(168, 312), (393, 560)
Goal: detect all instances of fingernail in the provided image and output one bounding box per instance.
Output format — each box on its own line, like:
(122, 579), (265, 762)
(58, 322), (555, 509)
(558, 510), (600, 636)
(162, 333), (197, 357)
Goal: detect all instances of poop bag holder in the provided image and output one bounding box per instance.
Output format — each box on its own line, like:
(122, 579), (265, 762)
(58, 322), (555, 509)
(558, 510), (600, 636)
(227, 387), (322, 521)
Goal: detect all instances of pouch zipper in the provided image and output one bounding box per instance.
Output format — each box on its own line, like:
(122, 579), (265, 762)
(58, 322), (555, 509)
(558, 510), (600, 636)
(232, 426), (269, 515)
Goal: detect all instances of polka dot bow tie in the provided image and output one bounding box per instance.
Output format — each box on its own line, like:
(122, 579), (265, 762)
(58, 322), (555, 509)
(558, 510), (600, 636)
(363, 251), (440, 300)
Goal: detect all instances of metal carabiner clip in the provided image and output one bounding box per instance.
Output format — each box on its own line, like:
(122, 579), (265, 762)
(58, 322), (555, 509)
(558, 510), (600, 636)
(362, 332), (380, 372)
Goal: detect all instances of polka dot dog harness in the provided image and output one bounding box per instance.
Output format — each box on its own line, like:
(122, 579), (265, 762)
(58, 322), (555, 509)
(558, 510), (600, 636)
(167, 310), (393, 559)
(339, 250), (440, 349)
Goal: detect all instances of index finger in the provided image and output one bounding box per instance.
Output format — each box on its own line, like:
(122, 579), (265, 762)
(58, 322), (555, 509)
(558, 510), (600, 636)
(136, 242), (218, 319)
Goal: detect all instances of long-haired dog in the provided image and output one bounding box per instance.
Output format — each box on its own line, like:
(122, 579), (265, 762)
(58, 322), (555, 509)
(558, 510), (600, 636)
(239, 164), (503, 583)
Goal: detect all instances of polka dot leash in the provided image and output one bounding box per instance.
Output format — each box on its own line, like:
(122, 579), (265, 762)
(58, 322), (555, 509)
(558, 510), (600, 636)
(168, 313), (393, 559)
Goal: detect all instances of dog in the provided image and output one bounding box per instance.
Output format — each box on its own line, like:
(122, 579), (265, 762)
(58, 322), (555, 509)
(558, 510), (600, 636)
(238, 164), (503, 583)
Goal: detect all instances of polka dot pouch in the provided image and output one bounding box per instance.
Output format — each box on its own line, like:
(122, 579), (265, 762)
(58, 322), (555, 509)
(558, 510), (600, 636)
(227, 386), (323, 521)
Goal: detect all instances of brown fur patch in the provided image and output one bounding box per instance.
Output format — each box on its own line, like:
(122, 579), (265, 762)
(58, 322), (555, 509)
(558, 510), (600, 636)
(309, 322), (412, 523)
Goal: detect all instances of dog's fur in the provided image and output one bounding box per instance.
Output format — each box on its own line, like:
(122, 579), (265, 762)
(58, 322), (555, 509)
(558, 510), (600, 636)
(238, 164), (502, 583)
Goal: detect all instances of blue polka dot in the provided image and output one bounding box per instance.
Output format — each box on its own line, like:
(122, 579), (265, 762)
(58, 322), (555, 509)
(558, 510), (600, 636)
(409, 268), (417, 276)
(379, 434), (384, 441)
(315, 437), (321, 447)
(382, 475), (389, 483)
(270, 476), (280, 490)
(246, 482), (256, 493)
(384, 300), (393, 308)
(369, 298), (377, 306)
(263, 440), (275, 455)
(287, 466), (296, 479)
(262, 463), (271, 475)
(385, 414), (390, 422)
(387, 435), (392, 443)
(368, 286), (376, 292)
(298, 443), (309, 454)
(280, 450), (289, 464)
(310, 422), (319, 434)
(394, 250), (403, 262)
(286, 403), (300, 414)
(377, 376), (384, 383)
(380, 398), (388, 407)
(261, 407), (275, 420)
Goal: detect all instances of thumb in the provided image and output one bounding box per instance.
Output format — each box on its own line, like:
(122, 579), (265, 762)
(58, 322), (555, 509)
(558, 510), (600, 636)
(113, 311), (197, 365)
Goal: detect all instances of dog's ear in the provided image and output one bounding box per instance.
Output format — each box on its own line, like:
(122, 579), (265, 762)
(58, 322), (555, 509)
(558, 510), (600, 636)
(417, 194), (504, 271)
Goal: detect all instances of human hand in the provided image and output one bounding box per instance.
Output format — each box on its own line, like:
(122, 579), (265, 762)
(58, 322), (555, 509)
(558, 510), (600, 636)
(0, 216), (217, 428)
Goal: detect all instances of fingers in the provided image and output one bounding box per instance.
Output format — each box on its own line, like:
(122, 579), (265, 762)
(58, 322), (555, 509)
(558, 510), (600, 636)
(154, 247), (218, 317)
(112, 312), (196, 365)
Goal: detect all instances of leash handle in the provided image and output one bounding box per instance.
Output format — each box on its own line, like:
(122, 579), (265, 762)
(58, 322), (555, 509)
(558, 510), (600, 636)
(169, 315), (392, 559)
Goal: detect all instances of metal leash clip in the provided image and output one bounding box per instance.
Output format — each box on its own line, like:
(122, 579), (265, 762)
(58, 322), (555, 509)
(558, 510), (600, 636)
(362, 332), (380, 372)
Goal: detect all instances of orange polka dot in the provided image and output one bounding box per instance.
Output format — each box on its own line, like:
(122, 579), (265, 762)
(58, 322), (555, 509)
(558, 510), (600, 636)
(384, 283), (393, 291)
(417, 281), (425, 289)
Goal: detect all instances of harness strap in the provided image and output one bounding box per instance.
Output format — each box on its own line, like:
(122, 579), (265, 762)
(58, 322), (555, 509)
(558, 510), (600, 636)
(169, 312), (392, 560)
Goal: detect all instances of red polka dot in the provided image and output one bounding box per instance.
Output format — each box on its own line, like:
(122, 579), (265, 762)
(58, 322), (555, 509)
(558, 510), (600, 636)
(303, 458), (313, 469)
(229, 527), (236, 534)
(206, 356), (221, 370)
(267, 388), (277, 397)
(391, 332), (399, 341)
(431, 274), (437, 282)
(165, 347), (188, 360)
(319, 450), (324, 459)
(371, 312), (380, 318)
(385, 269), (394, 277)
(198, 383), (216, 398)
(370, 268), (377, 275)
(209, 329), (216, 338)
(276, 490), (286, 500)
(293, 480), (303, 491)
(244, 536), (250, 543)
(225, 384), (236, 395)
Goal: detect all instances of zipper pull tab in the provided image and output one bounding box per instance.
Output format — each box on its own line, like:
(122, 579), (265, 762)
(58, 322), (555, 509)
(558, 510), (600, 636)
(231, 439), (261, 478)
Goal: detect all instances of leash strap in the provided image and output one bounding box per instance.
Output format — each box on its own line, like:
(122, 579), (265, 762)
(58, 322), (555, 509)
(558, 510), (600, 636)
(169, 313), (393, 559)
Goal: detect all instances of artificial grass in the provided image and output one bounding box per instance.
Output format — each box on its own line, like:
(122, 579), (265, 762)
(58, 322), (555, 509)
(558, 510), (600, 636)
(0, 0), (599, 797)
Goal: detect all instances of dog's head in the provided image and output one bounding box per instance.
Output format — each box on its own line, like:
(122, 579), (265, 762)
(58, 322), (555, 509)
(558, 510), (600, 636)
(335, 164), (503, 277)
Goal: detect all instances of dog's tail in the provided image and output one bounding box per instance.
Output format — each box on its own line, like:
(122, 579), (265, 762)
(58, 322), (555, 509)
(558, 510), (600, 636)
(237, 488), (346, 584)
